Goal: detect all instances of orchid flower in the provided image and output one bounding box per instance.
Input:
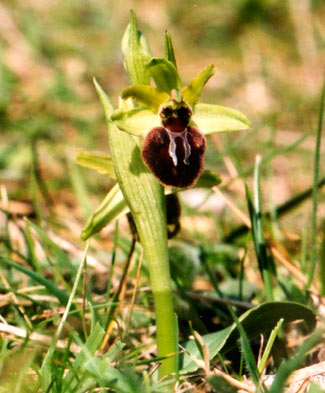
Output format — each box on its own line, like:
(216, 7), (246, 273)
(77, 12), (251, 383)
(111, 59), (250, 188)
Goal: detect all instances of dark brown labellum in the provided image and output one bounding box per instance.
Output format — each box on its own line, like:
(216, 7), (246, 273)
(141, 126), (206, 188)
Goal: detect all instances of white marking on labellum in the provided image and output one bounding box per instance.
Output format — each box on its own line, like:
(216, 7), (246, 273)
(166, 128), (191, 167)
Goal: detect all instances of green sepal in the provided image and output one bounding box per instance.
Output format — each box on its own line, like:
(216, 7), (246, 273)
(81, 169), (221, 239)
(182, 64), (216, 106)
(164, 31), (177, 68)
(121, 10), (152, 85)
(192, 103), (251, 134)
(146, 57), (181, 93)
(76, 151), (115, 178)
(81, 183), (127, 240)
(121, 84), (169, 113)
(111, 107), (158, 136)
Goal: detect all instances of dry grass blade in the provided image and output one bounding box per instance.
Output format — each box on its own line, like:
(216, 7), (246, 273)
(0, 270), (33, 329)
(213, 367), (255, 393)
(0, 322), (80, 353)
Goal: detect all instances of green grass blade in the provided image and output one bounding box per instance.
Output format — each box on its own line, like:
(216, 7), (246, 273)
(307, 78), (325, 288)
(0, 256), (70, 307)
(258, 318), (284, 374)
(320, 220), (325, 296)
(55, 241), (89, 339)
(245, 167), (274, 302)
(254, 156), (274, 301)
(25, 218), (76, 273)
(228, 305), (260, 388)
(269, 330), (323, 393)
(41, 242), (90, 391)
(23, 220), (42, 273)
(238, 133), (307, 179)
(226, 177), (325, 242)
(61, 323), (105, 391)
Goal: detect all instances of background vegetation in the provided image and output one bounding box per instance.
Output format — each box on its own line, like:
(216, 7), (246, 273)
(0, 0), (324, 392)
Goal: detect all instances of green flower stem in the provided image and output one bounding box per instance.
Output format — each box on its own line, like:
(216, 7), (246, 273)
(110, 128), (177, 379)
(95, 81), (177, 381)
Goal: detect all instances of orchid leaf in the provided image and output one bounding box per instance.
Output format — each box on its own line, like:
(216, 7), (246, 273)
(182, 64), (216, 107)
(81, 183), (127, 240)
(111, 107), (158, 136)
(181, 301), (316, 373)
(192, 103), (251, 134)
(121, 85), (169, 113)
(164, 32), (177, 68)
(147, 57), (181, 93)
(76, 151), (115, 178)
(93, 78), (114, 119)
(81, 169), (221, 239)
(121, 10), (152, 85)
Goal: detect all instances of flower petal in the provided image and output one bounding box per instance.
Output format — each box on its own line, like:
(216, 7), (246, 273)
(121, 85), (169, 113)
(191, 103), (251, 134)
(111, 108), (158, 136)
(182, 64), (216, 106)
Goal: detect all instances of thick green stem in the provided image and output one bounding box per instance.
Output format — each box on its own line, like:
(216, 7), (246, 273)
(136, 209), (176, 376)
(111, 127), (177, 379)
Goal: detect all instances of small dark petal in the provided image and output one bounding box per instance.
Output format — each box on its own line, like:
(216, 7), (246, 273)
(142, 126), (206, 188)
(160, 101), (192, 133)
